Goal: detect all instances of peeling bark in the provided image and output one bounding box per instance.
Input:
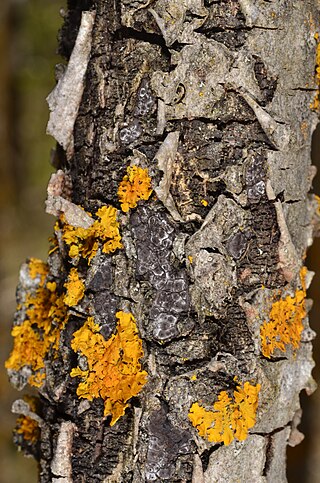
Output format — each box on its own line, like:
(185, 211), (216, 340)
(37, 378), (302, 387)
(6, 1), (320, 482)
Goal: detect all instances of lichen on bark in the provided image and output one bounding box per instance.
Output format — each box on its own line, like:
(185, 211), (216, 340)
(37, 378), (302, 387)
(5, 1), (320, 482)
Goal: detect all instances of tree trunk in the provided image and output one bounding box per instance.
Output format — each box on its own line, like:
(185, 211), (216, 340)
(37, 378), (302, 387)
(6, 1), (320, 482)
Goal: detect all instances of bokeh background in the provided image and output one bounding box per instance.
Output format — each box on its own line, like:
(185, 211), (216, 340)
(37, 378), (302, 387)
(0, 1), (61, 481)
(0, 1), (319, 482)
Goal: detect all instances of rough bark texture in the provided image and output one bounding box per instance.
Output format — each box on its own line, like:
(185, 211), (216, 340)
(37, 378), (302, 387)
(6, 1), (320, 482)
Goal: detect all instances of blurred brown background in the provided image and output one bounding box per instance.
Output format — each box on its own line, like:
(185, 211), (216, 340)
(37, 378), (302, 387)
(0, 1), (61, 481)
(0, 1), (319, 482)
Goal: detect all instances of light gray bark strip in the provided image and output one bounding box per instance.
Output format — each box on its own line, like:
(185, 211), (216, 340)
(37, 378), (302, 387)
(51, 421), (75, 482)
(46, 11), (96, 159)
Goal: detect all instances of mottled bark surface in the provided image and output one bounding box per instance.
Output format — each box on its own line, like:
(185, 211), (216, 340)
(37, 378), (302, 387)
(6, 1), (320, 482)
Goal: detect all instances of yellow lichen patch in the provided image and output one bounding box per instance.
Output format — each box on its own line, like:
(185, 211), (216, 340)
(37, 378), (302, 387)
(46, 281), (57, 292)
(5, 261), (69, 387)
(28, 258), (48, 285)
(6, 321), (47, 386)
(48, 233), (59, 255)
(16, 416), (40, 444)
(311, 36), (320, 110)
(15, 396), (40, 444)
(260, 267), (307, 358)
(64, 268), (85, 307)
(61, 206), (122, 263)
(94, 206), (123, 255)
(118, 166), (152, 212)
(70, 311), (148, 426)
(189, 382), (261, 446)
(315, 194), (320, 216)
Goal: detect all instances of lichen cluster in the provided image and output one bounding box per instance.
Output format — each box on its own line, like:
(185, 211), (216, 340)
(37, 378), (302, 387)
(260, 267), (307, 358)
(189, 382), (261, 446)
(15, 415), (40, 444)
(5, 259), (69, 387)
(14, 396), (40, 451)
(64, 268), (85, 307)
(28, 257), (48, 285)
(118, 165), (152, 212)
(70, 311), (148, 425)
(9, 160), (311, 443)
(59, 205), (122, 263)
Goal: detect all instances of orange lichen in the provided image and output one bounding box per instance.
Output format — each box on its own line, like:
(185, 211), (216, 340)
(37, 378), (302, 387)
(28, 258), (48, 285)
(189, 382), (261, 446)
(16, 416), (40, 444)
(64, 268), (85, 307)
(260, 267), (307, 358)
(48, 232), (59, 255)
(118, 166), (152, 212)
(5, 261), (68, 387)
(15, 396), (40, 444)
(70, 311), (148, 425)
(61, 206), (122, 263)
(315, 194), (320, 216)
(311, 35), (320, 110)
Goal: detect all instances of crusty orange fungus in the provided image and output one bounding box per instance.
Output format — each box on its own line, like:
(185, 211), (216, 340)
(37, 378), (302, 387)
(311, 35), (320, 110)
(60, 205), (122, 263)
(64, 268), (85, 307)
(189, 382), (261, 446)
(70, 311), (148, 426)
(260, 267), (307, 358)
(118, 166), (152, 212)
(5, 260), (68, 387)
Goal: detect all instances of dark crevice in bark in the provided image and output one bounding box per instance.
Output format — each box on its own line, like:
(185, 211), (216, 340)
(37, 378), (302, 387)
(291, 87), (318, 92)
(260, 426), (290, 477)
(204, 247), (223, 255)
(200, 444), (223, 471)
(196, 25), (250, 33)
(197, 0), (248, 48)
(168, 357), (215, 376)
(251, 25), (279, 31)
(259, 355), (288, 363)
(67, 306), (89, 318)
(284, 199), (303, 204)
(113, 26), (172, 60)
(253, 56), (278, 105)
(58, 0), (94, 59)
(237, 199), (285, 290)
(263, 433), (275, 477)
(175, 116), (278, 153)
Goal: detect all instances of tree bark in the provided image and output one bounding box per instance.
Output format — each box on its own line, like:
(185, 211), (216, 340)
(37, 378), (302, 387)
(6, 1), (320, 482)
